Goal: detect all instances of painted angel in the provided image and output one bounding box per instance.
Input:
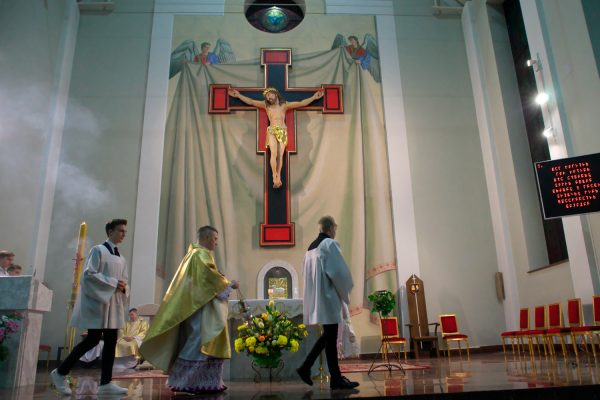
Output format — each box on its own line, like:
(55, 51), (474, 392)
(331, 33), (380, 83)
(169, 38), (236, 78)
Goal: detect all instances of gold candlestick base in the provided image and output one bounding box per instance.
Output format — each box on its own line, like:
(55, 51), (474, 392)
(312, 325), (330, 382)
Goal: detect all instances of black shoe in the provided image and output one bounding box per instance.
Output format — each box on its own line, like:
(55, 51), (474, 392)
(330, 376), (359, 390)
(296, 367), (313, 386)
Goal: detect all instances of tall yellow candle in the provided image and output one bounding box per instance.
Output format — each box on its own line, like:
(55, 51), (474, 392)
(64, 221), (87, 353)
(70, 222), (87, 303)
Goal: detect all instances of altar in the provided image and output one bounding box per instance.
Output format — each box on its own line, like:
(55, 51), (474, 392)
(0, 276), (52, 389)
(224, 299), (325, 381)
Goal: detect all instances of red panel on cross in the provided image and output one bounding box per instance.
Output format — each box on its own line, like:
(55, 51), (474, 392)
(323, 85), (343, 113)
(326, 89), (339, 109)
(284, 110), (296, 152)
(263, 50), (290, 64)
(209, 85), (230, 113)
(264, 226), (292, 241)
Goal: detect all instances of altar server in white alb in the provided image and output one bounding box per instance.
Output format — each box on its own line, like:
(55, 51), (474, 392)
(50, 219), (130, 396)
(297, 215), (359, 390)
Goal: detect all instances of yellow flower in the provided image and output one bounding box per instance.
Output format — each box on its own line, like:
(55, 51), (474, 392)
(234, 338), (244, 352)
(276, 335), (288, 346)
(268, 300), (275, 308)
(235, 306), (306, 357)
(290, 339), (299, 352)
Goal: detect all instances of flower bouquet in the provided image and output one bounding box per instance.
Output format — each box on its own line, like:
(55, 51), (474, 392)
(0, 313), (22, 362)
(234, 300), (308, 368)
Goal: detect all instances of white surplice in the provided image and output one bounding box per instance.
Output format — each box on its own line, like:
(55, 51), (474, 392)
(71, 242), (129, 329)
(303, 238), (354, 325)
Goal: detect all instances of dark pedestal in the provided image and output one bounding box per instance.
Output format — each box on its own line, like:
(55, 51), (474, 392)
(411, 336), (440, 359)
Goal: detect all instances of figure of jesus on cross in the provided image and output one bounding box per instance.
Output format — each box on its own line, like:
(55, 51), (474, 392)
(209, 48), (342, 246)
(228, 87), (323, 188)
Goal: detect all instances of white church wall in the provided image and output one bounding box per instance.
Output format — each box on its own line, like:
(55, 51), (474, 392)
(0, 0), (67, 273)
(463, 0), (522, 333)
(485, 3), (577, 315)
(520, 0), (600, 308)
(26, 0), (599, 357)
(40, 0), (154, 354)
(487, 5), (549, 272)
(393, 1), (504, 347)
(463, 0), (574, 332)
(536, 0), (600, 297)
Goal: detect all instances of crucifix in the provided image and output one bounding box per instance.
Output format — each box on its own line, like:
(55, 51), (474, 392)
(209, 49), (343, 246)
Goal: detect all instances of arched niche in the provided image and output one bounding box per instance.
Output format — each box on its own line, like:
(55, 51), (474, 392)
(256, 259), (299, 299)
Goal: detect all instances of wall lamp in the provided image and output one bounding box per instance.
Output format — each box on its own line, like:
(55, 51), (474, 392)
(526, 59), (540, 71)
(535, 92), (549, 105)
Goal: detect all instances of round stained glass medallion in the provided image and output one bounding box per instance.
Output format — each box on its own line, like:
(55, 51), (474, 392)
(261, 7), (289, 32)
(245, 1), (305, 34)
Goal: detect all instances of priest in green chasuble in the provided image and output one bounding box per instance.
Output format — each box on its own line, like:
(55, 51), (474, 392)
(140, 226), (239, 394)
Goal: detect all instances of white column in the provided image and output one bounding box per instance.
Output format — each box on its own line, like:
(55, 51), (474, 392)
(129, 12), (173, 307)
(461, 0), (520, 330)
(325, 0), (421, 336)
(130, 0), (225, 306)
(31, 2), (79, 279)
(376, 14), (421, 334)
(520, 0), (598, 300)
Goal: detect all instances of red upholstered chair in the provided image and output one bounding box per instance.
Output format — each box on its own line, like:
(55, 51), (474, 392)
(439, 314), (470, 360)
(39, 344), (52, 370)
(368, 316), (407, 375)
(594, 295), (600, 326)
(592, 296), (600, 350)
(500, 308), (530, 356)
(525, 305), (548, 357)
(545, 303), (570, 358)
(379, 317), (408, 362)
(567, 297), (600, 358)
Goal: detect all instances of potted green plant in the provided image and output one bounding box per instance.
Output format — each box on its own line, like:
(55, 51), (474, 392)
(368, 290), (396, 317)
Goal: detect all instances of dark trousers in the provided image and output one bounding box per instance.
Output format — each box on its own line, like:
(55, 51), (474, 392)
(301, 323), (341, 381)
(57, 329), (118, 385)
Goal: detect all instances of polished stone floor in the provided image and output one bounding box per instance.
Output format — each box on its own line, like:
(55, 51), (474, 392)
(3, 352), (600, 399)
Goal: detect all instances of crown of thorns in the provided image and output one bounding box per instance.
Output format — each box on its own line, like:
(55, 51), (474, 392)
(263, 87), (279, 96)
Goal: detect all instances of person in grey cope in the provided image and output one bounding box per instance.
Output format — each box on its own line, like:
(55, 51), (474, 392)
(297, 215), (359, 390)
(50, 219), (129, 396)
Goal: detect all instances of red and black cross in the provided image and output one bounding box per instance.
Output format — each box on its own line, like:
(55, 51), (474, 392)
(209, 48), (343, 246)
